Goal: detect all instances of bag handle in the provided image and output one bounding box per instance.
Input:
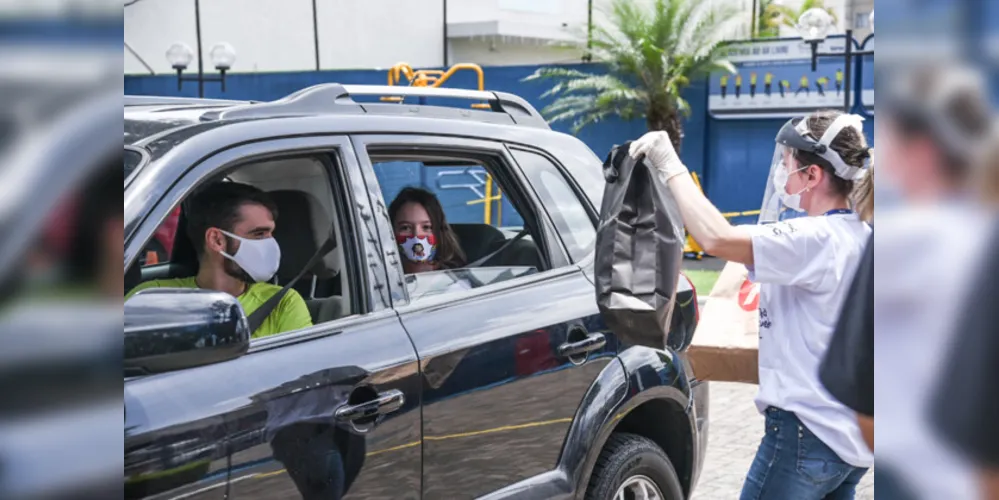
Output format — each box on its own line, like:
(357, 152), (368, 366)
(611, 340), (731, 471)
(246, 236), (335, 335)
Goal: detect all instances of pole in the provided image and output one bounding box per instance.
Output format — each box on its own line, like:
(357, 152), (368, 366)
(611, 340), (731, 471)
(195, 0), (204, 98)
(842, 29), (853, 113)
(585, 0), (593, 61)
(312, 0), (320, 70)
(442, 0), (449, 67)
(751, 0), (759, 38)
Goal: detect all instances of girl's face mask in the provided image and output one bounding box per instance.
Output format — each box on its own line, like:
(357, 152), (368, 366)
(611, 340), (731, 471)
(397, 233), (436, 263)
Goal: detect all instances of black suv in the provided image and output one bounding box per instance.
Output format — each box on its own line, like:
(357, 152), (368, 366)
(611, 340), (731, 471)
(124, 84), (708, 500)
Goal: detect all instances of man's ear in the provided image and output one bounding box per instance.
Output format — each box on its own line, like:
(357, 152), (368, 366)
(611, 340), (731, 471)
(204, 228), (227, 254)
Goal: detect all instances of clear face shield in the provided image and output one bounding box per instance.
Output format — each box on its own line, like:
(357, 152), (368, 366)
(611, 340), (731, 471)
(757, 114), (870, 224)
(759, 144), (806, 224)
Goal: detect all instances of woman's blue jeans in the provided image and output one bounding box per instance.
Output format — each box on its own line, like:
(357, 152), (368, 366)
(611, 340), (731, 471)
(740, 407), (869, 500)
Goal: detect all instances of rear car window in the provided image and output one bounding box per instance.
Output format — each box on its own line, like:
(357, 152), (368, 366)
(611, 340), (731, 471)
(510, 149), (596, 262)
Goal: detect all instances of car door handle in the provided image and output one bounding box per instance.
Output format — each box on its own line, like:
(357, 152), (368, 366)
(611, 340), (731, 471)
(558, 333), (606, 358)
(335, 389), (405, 422)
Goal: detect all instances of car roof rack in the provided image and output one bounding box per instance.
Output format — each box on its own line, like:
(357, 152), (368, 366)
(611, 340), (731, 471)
(124, 95), (249, 108)
(200, 83), (551, 129)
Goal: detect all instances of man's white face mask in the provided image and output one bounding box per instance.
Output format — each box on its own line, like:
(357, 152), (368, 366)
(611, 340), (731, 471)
(773, 161), (808, 213)
(219, 230), (281, 283)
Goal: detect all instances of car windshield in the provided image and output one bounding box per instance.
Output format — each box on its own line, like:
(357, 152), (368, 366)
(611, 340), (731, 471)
(405, 267), (538, 301)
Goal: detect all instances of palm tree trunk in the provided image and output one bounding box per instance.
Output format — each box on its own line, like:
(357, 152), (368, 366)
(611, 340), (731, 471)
(646, 107), (683, 152)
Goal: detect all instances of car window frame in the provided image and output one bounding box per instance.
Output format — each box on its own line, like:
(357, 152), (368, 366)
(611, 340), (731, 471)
(506, 145), (599, 264)
(124, 145), (149, 188)
(350, 134), (573, 308)
(124, 134), (390, 350)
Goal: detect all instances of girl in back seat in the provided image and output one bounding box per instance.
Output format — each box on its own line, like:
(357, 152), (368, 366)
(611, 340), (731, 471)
(388, 187), (467, 275)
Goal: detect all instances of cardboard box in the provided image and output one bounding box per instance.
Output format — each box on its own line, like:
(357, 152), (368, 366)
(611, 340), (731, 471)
(688, 261), (760, 384)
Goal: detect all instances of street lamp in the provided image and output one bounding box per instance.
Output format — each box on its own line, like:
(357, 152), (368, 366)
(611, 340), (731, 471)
(797, 8), (874, 112)
(167, 41), (236, 95)
(166, 0), (237, 97)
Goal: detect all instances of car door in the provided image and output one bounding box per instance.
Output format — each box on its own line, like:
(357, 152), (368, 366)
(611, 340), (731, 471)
(352, 134), (614, 498)
(124, 135), (422, 500)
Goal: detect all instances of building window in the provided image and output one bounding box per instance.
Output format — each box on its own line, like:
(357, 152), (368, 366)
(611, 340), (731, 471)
(854, 11), (871, 29)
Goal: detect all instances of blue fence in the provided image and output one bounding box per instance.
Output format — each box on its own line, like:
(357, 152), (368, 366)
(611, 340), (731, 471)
(125, 61), (872, 225)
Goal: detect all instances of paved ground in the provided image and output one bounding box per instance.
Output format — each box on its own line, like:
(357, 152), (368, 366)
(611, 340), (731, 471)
(683, 256), (727, 272)
(691, 382), (874, 499)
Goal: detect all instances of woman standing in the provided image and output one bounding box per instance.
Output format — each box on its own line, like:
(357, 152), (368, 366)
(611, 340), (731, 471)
(631, 110), (874, 499)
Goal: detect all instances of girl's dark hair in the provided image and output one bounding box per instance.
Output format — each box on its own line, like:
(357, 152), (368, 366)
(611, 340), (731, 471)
(792, 110), (872, 200)
(388, 187), (466, 269)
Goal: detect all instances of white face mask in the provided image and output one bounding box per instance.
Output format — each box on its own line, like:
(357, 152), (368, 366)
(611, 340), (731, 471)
(398, 235), (436, 263)
(773, 162), (808, 212)
(219, 230), (281, 283)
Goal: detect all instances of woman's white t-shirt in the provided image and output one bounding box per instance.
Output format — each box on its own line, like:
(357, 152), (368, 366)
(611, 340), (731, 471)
(742, 213), (873, 468)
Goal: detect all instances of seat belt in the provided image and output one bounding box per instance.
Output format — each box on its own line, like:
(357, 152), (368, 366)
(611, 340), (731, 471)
(246, 236), (336, 335)
(467, 228), (529, 268)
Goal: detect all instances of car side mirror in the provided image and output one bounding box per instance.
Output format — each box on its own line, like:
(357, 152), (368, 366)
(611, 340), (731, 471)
(125, 288), (250, 375)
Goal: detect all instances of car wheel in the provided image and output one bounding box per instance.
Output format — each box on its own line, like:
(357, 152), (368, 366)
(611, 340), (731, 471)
(586, 433), (684, 500)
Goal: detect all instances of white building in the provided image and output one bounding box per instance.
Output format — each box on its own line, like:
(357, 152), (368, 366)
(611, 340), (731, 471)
(124, 0), (864, 76)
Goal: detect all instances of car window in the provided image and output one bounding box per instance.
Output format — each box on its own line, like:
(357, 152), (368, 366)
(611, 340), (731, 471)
(138, 206), (180, 267)
(127, 150), (358, 333)
(369, 150), (556, 304)
(510, 149), (596, 262)
(373, 160), (524, 227)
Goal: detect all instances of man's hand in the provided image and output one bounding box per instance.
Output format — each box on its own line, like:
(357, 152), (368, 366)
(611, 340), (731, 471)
(629, 131), (689, 183)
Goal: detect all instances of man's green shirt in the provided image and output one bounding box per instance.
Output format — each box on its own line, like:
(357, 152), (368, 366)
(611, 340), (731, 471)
(125, 277), (312, 338)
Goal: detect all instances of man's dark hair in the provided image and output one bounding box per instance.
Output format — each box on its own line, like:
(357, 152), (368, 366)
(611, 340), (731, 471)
(185, 182), (278, 258)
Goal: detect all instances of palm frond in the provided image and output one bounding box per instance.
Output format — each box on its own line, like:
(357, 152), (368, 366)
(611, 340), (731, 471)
(525, 0), (738, 137)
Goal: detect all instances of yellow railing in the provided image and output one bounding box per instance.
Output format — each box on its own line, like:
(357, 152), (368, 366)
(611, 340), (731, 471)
(721, 209), (762, 218)
(384, 62), (490, 109)
(466, 173), (503, 226)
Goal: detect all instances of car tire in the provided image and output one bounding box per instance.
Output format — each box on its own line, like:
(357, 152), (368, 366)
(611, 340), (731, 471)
(585, 433), (684, 500)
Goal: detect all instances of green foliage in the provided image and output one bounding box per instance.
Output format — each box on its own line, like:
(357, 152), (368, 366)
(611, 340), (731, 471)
(761, 0), (839, 35)
(523, 0), (740, 143)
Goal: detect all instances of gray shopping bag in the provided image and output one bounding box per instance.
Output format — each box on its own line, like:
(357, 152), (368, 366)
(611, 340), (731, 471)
(595, 142), (685, 349)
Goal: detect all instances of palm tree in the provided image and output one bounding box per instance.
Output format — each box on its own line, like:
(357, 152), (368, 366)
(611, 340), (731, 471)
(522, 0), (740, 151)
(763, 0), (838, 36)
(754, 0), (781, 38)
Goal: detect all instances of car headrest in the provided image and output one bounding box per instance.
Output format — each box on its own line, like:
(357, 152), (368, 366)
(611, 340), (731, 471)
(450, 223), (507, 263)
(269, 190), (340, 280)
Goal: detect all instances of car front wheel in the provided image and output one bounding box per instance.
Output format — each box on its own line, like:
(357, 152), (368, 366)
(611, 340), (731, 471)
(586, 433), (684, 500)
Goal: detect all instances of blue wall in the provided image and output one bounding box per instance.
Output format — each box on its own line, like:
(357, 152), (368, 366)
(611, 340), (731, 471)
(125, 63), (869, 221)
(704, 117), (874, 225)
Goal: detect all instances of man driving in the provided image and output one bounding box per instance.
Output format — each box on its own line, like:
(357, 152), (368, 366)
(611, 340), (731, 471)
(126, 182), (312, 338)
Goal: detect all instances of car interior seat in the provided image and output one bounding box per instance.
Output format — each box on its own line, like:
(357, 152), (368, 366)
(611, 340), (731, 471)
(269, 190), (346, 324)
(493, 237), (543, 270)
(450, 223), (506, 264)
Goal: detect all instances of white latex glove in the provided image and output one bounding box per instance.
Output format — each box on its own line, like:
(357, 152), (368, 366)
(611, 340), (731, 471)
(629, 131), (689, 183)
